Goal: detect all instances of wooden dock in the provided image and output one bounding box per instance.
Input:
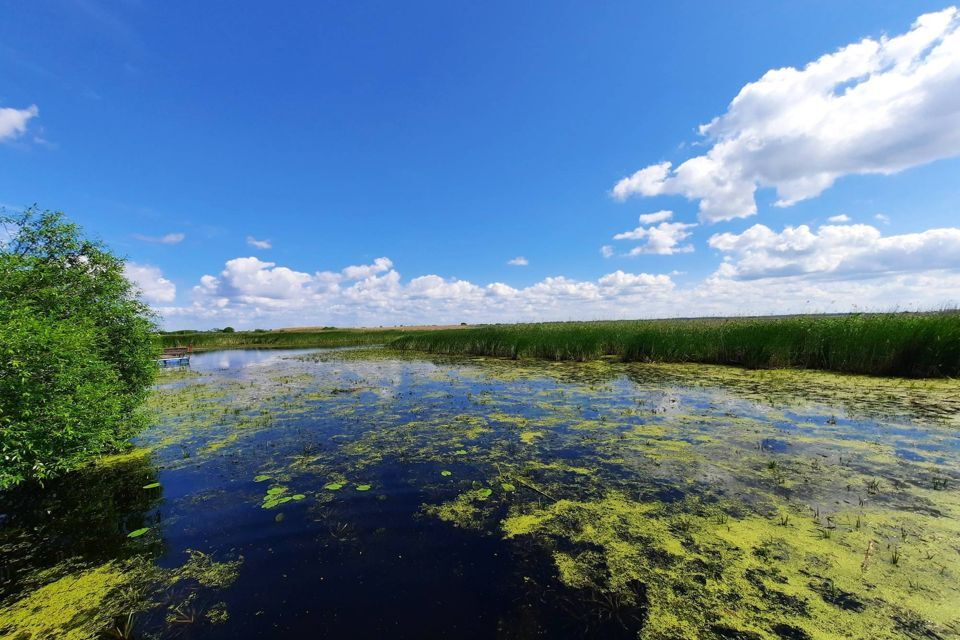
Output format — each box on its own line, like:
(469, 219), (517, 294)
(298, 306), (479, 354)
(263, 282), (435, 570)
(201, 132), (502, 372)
(158, 346), (192, 367)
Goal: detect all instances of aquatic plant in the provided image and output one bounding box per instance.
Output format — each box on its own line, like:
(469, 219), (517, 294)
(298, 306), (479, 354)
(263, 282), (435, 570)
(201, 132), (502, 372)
(391, 312), (960, 377)
(0, 550), (241, 640)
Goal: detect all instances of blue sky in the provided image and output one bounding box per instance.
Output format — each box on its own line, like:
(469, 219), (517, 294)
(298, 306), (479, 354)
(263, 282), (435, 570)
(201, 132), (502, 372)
(3, 1), (960, 328)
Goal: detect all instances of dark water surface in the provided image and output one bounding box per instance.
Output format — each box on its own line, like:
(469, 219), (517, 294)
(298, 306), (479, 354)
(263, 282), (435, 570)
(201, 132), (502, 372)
(2, 348), (959, 639)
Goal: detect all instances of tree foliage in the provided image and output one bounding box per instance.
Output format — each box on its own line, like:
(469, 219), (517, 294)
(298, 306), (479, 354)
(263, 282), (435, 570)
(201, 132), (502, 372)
(0, 208), (157, 488)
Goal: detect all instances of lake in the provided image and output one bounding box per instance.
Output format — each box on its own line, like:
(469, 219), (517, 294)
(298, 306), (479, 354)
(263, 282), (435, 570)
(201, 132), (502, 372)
(1, 348), (958, 639)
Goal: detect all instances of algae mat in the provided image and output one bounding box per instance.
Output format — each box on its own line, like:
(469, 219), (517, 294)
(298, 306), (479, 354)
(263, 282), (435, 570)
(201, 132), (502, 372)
(1, 347), (958, 639)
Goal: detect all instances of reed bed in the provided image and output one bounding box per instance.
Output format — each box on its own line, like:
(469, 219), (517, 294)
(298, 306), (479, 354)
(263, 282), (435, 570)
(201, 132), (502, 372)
(391, 313), (960, 377)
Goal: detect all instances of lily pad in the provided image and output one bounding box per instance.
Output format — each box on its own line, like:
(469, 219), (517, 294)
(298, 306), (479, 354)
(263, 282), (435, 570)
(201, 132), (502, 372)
(440, 470), (453, 477)
(355, 484), (372, 491)
(324, 482), (344, 491)
(142, 482), (161, 489)
(454, 449), (468, 455)
(501, 483), (516, 492)
(266, 487), (287, 495)
(292, 494), (306, 500)
(477, 488), (493, 499)
(253, 475), (271, 482)
(127, 527), (150, 538)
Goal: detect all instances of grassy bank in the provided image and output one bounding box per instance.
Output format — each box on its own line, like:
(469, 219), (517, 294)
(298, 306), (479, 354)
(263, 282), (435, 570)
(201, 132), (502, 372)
(391, 312), (960, 377)
(159, 328), (411, 351)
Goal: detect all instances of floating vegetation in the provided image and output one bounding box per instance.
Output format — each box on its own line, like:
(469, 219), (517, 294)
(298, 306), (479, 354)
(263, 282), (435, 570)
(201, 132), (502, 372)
(3, 347), (959, 638)
(261, 485), (306, 509)
(0, 551), (241, 640)
(126, 527), (150, 538)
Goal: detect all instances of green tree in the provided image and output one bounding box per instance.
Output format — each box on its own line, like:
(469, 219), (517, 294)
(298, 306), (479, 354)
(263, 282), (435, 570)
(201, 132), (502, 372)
(0, 208), (158, 488)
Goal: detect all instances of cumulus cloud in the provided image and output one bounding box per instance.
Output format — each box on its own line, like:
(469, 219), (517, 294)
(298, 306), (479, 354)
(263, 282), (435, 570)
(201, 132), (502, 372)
(147, 239), (960, 328)
(507, 256), (529, 266)
(247, 236), (272, 249)
(613, 7), (960, 222)
(600, 245), (614, 258)
(0, 104), (38, 142)
(612, 211), (696, 255)
(134, 232), (185, 244)
(827, 214), (851, 223)
(637, 210), (674, 225)
(342, 257), (393, 280)
(157, 255), (677, 327)
(125, 262), (176, 303)
(708, 223), (960, 280)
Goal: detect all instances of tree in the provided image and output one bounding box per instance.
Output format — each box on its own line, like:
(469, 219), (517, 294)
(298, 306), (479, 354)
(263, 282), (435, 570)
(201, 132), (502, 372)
(0, 208), (158, 488)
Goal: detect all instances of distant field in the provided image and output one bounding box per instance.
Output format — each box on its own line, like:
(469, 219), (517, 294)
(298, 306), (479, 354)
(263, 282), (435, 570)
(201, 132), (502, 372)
(158, 328), (411, 351)
(161, 312), (960, 377)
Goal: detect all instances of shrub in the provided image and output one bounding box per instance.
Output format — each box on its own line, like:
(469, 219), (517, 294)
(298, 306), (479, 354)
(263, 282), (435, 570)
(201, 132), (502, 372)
(0, 208), (157, 488)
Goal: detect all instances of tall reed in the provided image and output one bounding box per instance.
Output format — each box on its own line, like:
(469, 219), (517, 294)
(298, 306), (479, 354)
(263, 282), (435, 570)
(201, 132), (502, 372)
(391, 312), (960, 377)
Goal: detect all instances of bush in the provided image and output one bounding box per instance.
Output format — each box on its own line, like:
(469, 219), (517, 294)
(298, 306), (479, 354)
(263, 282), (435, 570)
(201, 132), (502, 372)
(0, 209), (157, 488)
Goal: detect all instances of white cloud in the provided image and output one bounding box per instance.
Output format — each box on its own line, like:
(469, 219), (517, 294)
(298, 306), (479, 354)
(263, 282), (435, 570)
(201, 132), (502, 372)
(875, 213), (891, 224)
(157, 255), (678, 327)
(507, 256), (529, 266)
(246, 236), (272, 249)
(613, 7), (960, 222)
(0, 104), (38, 142)
(827, 214), (851, 223)
(637, 210), (674, 225)
(708, 223), (960, 280)
(600, 245), (614, 258)
(149, 218), (960, 328)
(125, 262), (176, 303)
(133, 232), (185, 244)
(342, 257), (393, 280)
(613, 211), (696, 255)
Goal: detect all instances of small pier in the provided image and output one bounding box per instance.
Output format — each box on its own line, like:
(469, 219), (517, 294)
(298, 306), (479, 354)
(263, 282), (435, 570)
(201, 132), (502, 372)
(158, 346), (192, 367)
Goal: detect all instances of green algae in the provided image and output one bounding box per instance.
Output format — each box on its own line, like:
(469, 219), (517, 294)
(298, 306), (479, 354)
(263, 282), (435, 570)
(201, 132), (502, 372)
(37, 345), (952, 637)
(0, 550), (242, 640)
(0, 561), (133, 640)
(423, 488), (498, 528)
(501, 489), (960, 639)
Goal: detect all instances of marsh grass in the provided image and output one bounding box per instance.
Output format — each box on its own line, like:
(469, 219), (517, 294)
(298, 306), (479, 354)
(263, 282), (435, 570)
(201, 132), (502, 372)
(159, 328), (410, 351)
(391, 312), (960, 377)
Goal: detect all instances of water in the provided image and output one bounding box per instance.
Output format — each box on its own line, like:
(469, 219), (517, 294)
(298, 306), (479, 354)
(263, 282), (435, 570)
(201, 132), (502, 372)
(2, 348), (958, 639)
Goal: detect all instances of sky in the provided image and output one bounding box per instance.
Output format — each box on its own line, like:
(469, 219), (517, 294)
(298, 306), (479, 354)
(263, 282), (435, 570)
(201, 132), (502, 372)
(2, 1), (960, 329)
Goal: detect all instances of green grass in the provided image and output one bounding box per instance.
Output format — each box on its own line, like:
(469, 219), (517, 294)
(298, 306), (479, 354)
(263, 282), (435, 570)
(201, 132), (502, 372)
(390, 312), (960, 377)
(159, 328), (411, 351)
